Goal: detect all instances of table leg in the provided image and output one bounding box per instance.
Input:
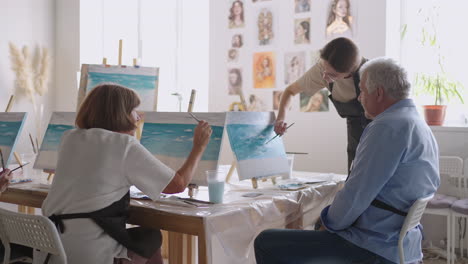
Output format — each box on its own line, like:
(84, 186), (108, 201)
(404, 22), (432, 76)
(161, 230), (169, 259)
(185, 234), (193, 264)
(169, 231), (183, 264)
(197, 232), (207, 264)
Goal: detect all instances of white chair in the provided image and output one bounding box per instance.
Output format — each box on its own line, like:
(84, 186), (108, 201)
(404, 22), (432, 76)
(399, 193), (434, 264)
(451, 157), (468, 264)
(423, 156), (463, 264)
(0, 208), (67, 264)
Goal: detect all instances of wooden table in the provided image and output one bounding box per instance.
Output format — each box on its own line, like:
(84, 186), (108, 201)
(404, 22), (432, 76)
(0, 172), (345, 264)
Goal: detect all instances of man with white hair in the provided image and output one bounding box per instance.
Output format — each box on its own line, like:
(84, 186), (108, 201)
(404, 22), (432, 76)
(255, 58), (440, 264)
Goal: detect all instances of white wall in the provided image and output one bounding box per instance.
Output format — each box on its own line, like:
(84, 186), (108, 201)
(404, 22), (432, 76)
(79, 0), (209, 112)
(0, 0), (55, 157)
(210, 0), (395, 174)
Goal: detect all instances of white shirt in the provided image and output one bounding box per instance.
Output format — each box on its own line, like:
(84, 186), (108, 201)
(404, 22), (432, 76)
(42, 128), (174, 264)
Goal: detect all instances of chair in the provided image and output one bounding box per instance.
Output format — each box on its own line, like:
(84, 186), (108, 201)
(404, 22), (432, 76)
(399, 193), (434, 264)
(423, 156), (463, 264)
(451, 157), (468, 264)
(0, 208), (67, 264)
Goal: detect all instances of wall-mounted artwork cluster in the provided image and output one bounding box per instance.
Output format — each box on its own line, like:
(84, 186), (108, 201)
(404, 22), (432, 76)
(223, 0), (357, 113)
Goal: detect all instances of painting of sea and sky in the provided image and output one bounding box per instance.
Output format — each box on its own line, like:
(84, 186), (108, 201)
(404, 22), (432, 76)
(141, 112), (226, 186)
(78, 64), (159, 111)
(0, 113), (27, 167)
(34, 112), (76, 171)
(226, 112), (289, 181)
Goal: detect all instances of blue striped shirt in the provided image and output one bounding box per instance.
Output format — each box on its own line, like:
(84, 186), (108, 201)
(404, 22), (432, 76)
(321, 99), (440, 263)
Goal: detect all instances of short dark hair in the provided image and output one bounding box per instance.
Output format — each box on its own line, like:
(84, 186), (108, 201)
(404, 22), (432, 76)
(320, 37), (360, 73)
(76, 83), (140, 132)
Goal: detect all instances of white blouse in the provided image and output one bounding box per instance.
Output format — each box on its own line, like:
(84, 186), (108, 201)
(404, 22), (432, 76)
(42, 128), (174, 264)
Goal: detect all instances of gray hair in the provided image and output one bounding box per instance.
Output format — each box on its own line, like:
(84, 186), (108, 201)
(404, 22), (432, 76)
(359, 57), (411, 100)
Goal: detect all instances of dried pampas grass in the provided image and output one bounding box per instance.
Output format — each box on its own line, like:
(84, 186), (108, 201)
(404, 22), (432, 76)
(9, 43), (35, 103)
(34, 47), (50, 96)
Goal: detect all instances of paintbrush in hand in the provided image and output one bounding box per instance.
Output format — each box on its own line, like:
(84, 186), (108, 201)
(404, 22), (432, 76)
(265, 122), (295, 144)
(188, 112), (201, 122)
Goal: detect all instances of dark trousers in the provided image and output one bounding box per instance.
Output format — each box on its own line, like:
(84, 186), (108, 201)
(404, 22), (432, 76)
(0, 243), (33, 261)
(254, 229), (396, 264)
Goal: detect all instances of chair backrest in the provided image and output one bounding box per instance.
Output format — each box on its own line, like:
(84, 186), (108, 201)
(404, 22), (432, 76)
(398, 193), (434, 264)
(0, 207), (67, 264)
(439, 156), (464, 198)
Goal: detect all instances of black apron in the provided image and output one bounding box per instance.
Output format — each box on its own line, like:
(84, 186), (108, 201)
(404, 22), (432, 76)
(49, 192), (161, 260)
(328, 60), (372, 173)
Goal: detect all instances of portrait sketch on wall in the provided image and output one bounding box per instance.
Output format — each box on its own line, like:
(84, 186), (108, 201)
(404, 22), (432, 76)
(300, 88), (329, 112)
(246, 94), (267, 111)
(294, 18), (310, 44)
(228, 0), (245, 29)
(228, 68), (243, 95)
(228, 48), (239, 62)
(257, 8), (274, 46)
(295, 0), (311, 13)
(325, 0), (355, 39)
(284, 51), (306, 85)
(232, 34), (244, 48)
(253, 52), (276, 89)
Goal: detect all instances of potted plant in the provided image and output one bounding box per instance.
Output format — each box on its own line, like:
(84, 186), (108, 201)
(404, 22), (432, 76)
(411, 6), (465, 126)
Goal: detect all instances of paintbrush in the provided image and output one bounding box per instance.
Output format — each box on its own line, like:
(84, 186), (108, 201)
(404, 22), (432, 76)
(29, 133), (37, 154)
(0, 148), (5, 171)
(265, 122), (295, 144)
(188, 112), (201, 122)
(8, 162), (30, 175)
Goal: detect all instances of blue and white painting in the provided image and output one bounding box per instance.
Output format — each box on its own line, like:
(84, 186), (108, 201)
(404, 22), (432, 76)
(226, 112), (289, 180)
(34, 112), (76, 171)
(141, 112), (226, 186)
(0, 113), (27, 167)
(78, 64), (159, 111)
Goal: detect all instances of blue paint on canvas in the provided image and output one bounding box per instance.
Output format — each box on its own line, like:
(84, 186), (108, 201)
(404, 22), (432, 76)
(86, 72), (157, 92)
(40, 124), (75, 151)
(0, 121), (22, 146)
(141, 123), (223, 161)
(227, 124), (286, 161)
(0, 119), (26, 165)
